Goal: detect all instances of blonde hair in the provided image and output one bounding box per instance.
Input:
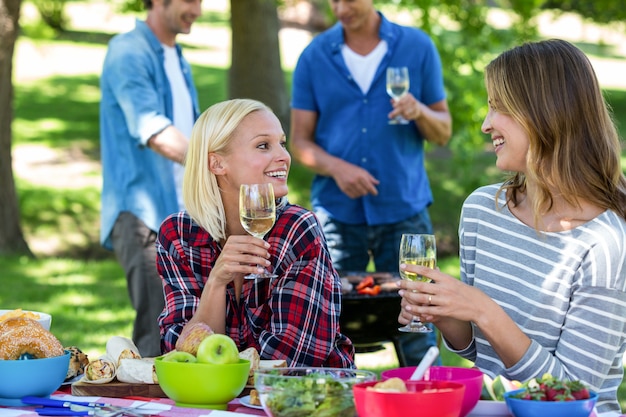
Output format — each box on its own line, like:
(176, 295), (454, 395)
(183, 98), (272, 240)
(485, 39), (626, 225)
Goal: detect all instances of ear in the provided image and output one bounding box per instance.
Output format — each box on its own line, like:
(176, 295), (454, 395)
(208, 153), (226, 175)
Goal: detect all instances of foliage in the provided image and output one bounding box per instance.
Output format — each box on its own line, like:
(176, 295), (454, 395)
(31, 0), (68, 31)
(379, 1), (541, 170)
(114, 0), (143, 13)
(542, 0), (626, 25)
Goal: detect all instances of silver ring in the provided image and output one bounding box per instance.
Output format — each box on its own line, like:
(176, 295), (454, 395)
(428, 295), (432, 305)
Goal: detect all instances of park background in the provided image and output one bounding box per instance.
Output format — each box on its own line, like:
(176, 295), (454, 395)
(1, 0), (625, 408)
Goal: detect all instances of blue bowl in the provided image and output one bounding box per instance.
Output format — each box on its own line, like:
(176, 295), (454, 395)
(504, 388), (598, 417)
(0, 351), (70, 406)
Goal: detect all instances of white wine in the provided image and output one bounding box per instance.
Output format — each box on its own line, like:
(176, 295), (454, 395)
(241, 215), (275, 239)
(399, 257), (435, 282)
(386, 83), (409, 99)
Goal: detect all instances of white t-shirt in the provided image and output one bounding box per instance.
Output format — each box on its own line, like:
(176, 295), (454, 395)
(163, 44), (194, 210)
(341, 40), (388, 94)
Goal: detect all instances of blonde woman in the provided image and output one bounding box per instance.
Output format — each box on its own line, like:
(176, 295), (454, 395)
(156, 99), (354, 368)
(398, 39), (626, 413)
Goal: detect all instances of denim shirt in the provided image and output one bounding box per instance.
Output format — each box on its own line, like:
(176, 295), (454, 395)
(99, 19), (200, 250)
(291, 13), (446, 225)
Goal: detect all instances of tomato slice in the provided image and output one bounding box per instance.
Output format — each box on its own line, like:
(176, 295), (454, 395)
(357, 285), (381, 296)
(355, 276), (375, 291)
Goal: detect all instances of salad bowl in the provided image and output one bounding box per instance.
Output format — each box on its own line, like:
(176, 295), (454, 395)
(254, 367), (376, 417)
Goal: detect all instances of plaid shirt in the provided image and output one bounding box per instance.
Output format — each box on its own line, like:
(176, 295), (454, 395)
(156, 198), (355, 368)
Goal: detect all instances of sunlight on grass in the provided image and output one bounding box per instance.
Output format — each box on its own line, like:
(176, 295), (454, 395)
(0, 256), (134, 357)
(15, 119), (64, 140)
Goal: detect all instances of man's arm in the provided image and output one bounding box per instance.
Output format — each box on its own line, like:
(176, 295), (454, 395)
(415, 99), (452, 146)
(147, 125), (189, 164)
(390, 96), (452, 146)
(289, 109), (379, 198)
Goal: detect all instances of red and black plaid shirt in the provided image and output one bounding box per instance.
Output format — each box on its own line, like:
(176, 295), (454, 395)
(156, 199), (355, 368)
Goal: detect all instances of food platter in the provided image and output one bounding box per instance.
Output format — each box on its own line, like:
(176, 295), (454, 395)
(466, 400), (510, 416)
(239, 395), (263, 410)
(71, 379), (167, 398)
(61, 374), (83, 386)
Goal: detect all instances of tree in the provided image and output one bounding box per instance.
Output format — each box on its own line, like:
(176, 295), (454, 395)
(229, 0), (289, 131)
(0, 0), (33, 256)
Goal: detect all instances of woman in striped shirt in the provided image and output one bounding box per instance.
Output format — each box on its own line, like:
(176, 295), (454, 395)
(397, 39), (626, 414)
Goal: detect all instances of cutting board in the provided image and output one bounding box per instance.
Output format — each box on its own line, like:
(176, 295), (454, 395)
(71, 380), (167, 398)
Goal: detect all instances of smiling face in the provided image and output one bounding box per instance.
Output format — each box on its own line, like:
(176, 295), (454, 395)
(214, 109), (290, 199)
(156, 0), (202, 37)
(481, 100), (530, 174)
(329, 0), (375, 33)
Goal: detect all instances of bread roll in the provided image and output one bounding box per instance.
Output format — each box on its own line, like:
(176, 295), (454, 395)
(239, 347), (260, 385)
(116, 358), (157, 384)
(65, 346), (89, 381)
(106, 336), (141, 365)
(82, 355), (116, 384)
(260, 359), (287, 368)
(176, 322), (214, 356)
(0, 317), (64, 360)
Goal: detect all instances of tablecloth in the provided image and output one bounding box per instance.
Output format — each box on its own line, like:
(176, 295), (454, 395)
(0, 392), (265, 417)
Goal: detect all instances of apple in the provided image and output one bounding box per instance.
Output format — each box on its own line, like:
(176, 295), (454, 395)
(175, 322), (214, 356)
(196, 334), (240, 365)
(161, 350), (197, 363)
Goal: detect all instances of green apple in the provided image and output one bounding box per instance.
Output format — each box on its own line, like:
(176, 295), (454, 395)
(161, 350), (198, 363)
(196, 334), (240, 365)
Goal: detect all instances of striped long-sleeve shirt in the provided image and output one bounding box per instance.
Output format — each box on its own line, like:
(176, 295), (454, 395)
(452, 184), (626, 413)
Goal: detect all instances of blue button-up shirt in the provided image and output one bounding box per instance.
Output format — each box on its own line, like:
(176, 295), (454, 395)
(99, 19), (200, 250)
(291, 13), (446, 225)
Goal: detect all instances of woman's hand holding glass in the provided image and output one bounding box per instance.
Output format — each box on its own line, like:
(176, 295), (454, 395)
(397, 263), (489, 335)
(239, 183), (277, 279)
(398, 233), (436, 333)
(211, 235), (271, 285)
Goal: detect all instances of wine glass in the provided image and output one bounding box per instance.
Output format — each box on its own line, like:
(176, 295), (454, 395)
(398, 233), (436, 333)
(239, 183), (278, 279)
(386, 66), (410, 125)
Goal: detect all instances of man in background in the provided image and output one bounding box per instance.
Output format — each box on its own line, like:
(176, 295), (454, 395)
(289, 0), (451, 366)
(99, 0), (201, 357)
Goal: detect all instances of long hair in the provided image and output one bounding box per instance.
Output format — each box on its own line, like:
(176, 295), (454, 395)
(485, 39), (626, 225)
(183, 99), (271, 240)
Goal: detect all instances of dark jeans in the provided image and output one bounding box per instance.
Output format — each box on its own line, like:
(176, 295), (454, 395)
(111, 211), (164, 357)
(316, 209), (441, 366)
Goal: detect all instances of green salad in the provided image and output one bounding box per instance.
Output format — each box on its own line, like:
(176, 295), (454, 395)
(262, 372), (356, 417)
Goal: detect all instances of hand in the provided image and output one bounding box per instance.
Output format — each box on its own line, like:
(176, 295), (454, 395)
(209, 235), (271, 285)
(388, 93), (422, 122)
(396, 263), (488, 325)
(331, 159), (380, 198)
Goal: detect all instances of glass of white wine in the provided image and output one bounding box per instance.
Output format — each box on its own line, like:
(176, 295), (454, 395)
(386, 66), (410, 125)
(398, 233), (436, 333)
(239, 183), (278, 279)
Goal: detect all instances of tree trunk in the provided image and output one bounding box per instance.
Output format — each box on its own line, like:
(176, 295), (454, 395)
(0, 0), (34, 257)
(229, 0), (290, 132)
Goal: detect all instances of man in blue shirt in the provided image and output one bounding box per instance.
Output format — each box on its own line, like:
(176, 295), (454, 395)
(100, 0), (201, 357)
(289, 0), (451, 366)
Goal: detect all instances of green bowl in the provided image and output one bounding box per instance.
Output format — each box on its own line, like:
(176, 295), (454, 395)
(154, 356), (250, 410)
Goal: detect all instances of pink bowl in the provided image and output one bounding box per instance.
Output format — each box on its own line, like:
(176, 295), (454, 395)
(353, 380), (465, 417)
(380, 366), (483, 417)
